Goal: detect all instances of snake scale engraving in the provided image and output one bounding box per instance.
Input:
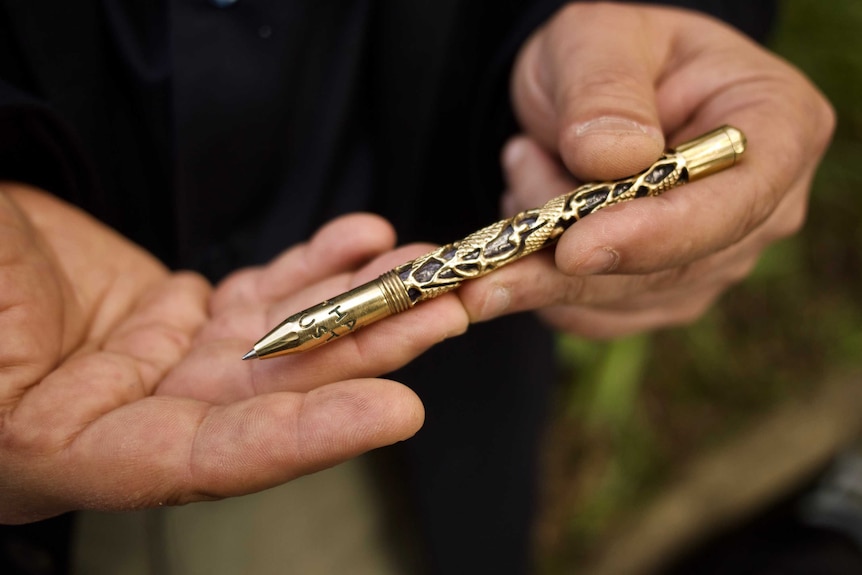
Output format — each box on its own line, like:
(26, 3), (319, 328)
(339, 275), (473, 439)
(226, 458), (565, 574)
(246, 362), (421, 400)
(244, 126), (744, 359)
(395, 152), (687, 304)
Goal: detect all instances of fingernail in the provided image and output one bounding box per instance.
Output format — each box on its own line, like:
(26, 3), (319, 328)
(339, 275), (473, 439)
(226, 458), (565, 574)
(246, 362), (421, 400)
(479, 284), (512, 321)
(576, 247), (620, 275)
(575, 116), (663, 144)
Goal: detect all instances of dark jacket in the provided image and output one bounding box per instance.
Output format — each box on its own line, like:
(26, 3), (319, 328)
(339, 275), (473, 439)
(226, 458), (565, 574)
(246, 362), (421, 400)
(0, 2), (775, 574)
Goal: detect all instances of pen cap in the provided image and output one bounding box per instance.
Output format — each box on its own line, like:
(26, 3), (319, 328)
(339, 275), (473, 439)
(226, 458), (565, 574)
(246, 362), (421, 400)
(674, 125), (746, 181)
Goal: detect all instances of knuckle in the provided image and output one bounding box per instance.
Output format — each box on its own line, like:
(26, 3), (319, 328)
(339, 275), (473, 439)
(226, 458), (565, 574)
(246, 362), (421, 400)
(735, 173), (782, 243)
(646, 264), (696, 293)
(785, 68), (836, 157)
(0, 411), (53, 456)
(769, 200), (809, 242)
(559, 275), (588, 305)
(722, 255), (760, 286)
(669, 297), (715, 327)
(810, 97), (837, 156)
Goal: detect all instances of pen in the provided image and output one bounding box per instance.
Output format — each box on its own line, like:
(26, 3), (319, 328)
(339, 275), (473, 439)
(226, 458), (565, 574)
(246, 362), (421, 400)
(243, 125), (746, 360)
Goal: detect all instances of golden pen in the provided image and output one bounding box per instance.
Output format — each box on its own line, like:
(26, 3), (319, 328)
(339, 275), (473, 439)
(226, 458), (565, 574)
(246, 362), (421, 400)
(243, 125), (746, 360)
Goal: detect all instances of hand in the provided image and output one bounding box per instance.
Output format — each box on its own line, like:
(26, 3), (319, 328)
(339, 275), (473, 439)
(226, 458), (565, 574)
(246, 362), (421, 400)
(459, 3), (834, 337)
(0, 184), (468, 524)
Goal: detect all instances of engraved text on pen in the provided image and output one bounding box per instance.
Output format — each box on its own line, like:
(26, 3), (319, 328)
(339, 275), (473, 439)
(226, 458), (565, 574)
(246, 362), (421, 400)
(296, 303), (359, 342)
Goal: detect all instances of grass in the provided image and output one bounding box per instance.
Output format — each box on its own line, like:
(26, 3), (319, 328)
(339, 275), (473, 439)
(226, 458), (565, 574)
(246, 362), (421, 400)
(538, 1), (862, 571)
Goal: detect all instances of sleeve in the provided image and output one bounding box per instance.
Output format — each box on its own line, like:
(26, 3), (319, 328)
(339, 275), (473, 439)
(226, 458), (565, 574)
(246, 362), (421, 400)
(0, 6), (101, 206)
(0, 81), (99, 206)
(468, 0), (571, 211)
(0, 2), (173, 262)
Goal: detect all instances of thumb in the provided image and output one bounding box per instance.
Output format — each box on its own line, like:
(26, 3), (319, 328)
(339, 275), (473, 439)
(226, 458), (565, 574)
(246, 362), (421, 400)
(512, 3), (666, 180)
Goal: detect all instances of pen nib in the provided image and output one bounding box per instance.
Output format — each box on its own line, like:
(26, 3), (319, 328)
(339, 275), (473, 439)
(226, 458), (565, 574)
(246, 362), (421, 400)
(242, 349), (258, 361)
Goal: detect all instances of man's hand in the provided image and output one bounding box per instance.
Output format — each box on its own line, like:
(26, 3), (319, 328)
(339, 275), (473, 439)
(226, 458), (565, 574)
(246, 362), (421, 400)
(0, 184), (468, 524)
(460, 2), (834, 337)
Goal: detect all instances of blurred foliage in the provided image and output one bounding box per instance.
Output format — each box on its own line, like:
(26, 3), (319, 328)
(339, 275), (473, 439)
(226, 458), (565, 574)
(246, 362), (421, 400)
(539, 1), (862, 572)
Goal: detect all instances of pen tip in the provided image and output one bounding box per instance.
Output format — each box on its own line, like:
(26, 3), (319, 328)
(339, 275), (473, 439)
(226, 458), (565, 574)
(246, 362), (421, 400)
(242, 349), (258, 361)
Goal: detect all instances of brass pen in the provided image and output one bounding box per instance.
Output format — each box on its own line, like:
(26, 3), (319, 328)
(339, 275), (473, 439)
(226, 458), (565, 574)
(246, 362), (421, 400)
(243, 125), (746, 360)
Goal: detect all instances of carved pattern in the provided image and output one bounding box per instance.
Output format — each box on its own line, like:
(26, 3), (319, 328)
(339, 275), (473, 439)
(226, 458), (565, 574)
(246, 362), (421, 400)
(396, 152), (687, 304)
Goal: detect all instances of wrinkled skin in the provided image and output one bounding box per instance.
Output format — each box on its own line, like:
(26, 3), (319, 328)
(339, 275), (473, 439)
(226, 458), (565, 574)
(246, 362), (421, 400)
(461, 3), (834, 338)
(0, 186), (468, 524)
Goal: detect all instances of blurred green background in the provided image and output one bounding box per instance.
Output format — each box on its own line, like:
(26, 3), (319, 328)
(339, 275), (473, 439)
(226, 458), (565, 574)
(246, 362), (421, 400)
(538, 1), (862, 572)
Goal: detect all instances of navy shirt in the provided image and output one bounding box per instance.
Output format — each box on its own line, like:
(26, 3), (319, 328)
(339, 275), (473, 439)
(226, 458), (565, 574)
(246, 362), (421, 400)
(173, 0), (376, 274)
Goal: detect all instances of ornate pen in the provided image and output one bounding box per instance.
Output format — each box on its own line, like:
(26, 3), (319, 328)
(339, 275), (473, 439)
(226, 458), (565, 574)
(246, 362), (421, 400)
(243, 125), (746, 360)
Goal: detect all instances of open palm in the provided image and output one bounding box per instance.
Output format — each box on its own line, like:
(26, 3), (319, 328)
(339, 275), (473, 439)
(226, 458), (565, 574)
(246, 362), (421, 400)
(0, 184), (468, 524)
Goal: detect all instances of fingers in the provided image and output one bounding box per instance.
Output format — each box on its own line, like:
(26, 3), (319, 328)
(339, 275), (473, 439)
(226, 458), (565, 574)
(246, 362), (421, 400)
(534, 295), (722, 340)
(511, 3), (834, 280)
(163, 243), (470, 402)
(180, 380), (424, 498)
(211, 213), (397, 314)
(463, 127), (808, 335)
(554, 97), (828, 276)
(458, 224), (760, 338)
(554, 170), (750, 276)
(500, 136), (575, 215)
(1, 379), (423, 523)
(512, 3), (666, 180)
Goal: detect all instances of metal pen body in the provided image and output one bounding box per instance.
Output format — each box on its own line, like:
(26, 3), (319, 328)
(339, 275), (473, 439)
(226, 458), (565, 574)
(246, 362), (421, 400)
(245, 271), (410, 359)
(244, 126), (746, 360)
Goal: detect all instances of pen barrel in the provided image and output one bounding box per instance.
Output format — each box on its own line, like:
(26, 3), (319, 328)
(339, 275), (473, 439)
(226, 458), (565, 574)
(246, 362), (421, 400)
(249, 126), (745, 358)
(396, 126), (745, 305)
